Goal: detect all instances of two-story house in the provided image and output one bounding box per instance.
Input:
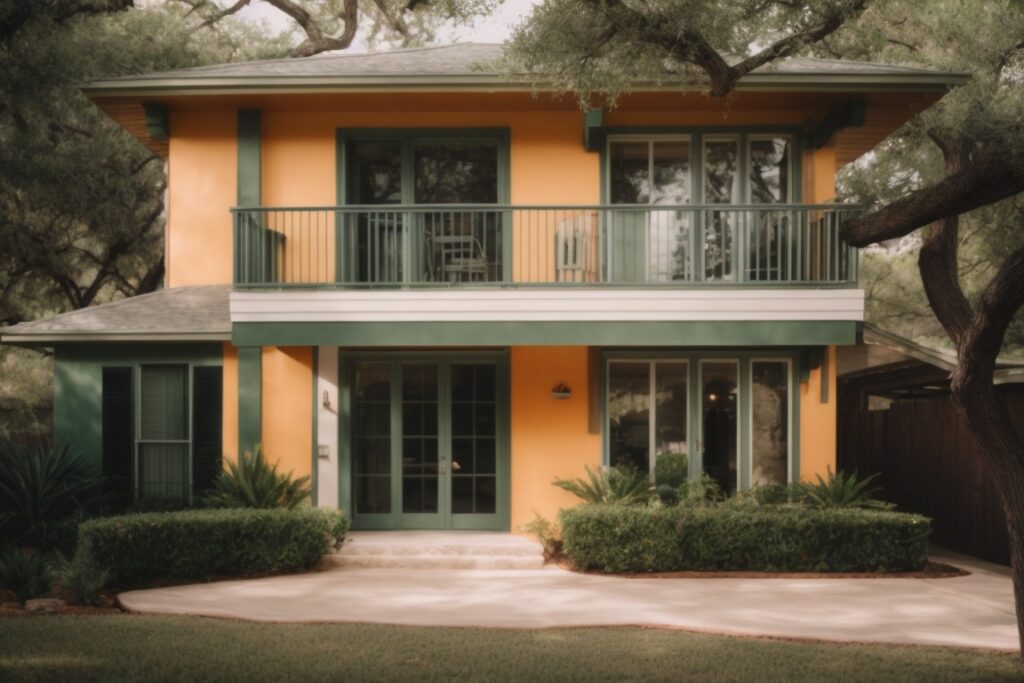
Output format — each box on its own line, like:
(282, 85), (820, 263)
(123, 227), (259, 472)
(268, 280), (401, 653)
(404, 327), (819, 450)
(0, 43), (965, 532)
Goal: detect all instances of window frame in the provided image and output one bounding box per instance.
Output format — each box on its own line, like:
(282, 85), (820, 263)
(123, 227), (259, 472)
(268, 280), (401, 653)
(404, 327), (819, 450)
(604, 129), (801, 205)
(601, 350), (802, 491)
(135, 363), (193, 504)
(605, 358), (691, 477)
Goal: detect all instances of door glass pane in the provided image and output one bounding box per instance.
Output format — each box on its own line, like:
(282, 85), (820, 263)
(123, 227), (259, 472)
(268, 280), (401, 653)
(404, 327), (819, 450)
(701, 362), (738, 495)
(138, 365), (188, 501)
(450, 363), (497, 515)
(609, 141), (650, 204)
(752, 361), (789, 486)
(352, 141), (403, 283)
(749, 138), (789, 204)
(655, 362), (687, 459)
(747, 138), (791, 282)
(704, 138), (739, 281)
(650, 141), (692, 281)
(415, 142), (501, 283)
(354, 362), (392, 514)
(608, 362), (650, 472)
(402, 364), (439, 514)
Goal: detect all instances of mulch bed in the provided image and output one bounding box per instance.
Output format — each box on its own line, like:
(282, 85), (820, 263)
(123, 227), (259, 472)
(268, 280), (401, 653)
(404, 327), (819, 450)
(558, 560), (969, 579)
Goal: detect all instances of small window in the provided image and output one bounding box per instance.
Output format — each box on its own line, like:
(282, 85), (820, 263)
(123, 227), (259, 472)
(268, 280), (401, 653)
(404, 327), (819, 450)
(101, 364), (222, 505)
(138, 365), (190, 501)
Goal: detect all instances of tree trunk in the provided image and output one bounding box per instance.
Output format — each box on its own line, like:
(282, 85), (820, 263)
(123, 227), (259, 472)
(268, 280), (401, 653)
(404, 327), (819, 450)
(951, 367), (1024, 655)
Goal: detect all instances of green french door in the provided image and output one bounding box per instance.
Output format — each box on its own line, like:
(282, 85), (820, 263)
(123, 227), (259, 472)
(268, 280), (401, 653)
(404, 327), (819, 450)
(347, 354), (508, 531)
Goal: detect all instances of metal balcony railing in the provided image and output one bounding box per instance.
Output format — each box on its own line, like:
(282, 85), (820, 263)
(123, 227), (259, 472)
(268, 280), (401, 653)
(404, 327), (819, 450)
(232, 204), (859, 288)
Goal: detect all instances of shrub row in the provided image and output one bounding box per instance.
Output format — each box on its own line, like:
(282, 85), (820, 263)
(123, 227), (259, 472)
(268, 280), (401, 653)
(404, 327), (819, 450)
(77, 508), (349, 587)
(559, 504), (930, 573)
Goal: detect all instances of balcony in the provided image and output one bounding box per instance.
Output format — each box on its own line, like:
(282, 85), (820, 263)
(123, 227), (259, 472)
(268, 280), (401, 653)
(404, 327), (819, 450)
(232, 204), (859, 289)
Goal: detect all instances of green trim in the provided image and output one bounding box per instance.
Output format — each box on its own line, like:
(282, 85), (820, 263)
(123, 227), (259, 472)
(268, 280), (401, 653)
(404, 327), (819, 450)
(237, 109), (261, 207)
(237, 346), (261, 455)
(233, 321), (857, 348)
(143, 104), (169, 140)
(311, 346), (319, 507)
(339, 350), (510, 531)
(583, 108), (605, 151)
(799, 347), (826, 382)
(600, 349), (802, 491)
(803, 98), (867, 149)
(820, 345), (831, 403)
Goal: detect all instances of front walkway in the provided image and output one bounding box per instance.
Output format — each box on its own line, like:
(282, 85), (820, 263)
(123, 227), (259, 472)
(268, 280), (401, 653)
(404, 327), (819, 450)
(118, 550), (1019, 652)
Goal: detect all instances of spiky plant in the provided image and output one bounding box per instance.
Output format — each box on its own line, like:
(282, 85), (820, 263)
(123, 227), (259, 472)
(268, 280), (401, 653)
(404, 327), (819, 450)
(0, 439), (102, 547)
(204, 447), (311, 510)
(553, 465), (653, 506)
(0, 547), (51, 603)
(798, 468), (894, 510)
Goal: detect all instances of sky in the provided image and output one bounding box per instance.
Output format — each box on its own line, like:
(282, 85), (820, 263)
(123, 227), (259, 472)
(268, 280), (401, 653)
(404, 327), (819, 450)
(235, 0), (541, 52)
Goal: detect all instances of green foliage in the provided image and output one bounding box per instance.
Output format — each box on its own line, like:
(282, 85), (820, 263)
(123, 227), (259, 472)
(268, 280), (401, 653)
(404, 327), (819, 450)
(204, 447), (312, 510)
(654, 452), (687, 488)
(519, 513), (560, 560)
(53, 551), (109, 607)
(798, 469), (895, 510)
(560, 505), (931, 574)
(678, 472), (725, 506)
(553, 465), (653, 506)
(0, 439), (102, 547)
(655, 484), (679, 506)
(727, 483), (802, 507)
(0, 547), (51, 603)
(76, 508), (349, 587)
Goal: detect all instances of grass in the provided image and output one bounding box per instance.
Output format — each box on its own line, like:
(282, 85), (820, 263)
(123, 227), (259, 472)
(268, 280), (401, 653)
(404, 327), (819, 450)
(0, 615), (1020, 682)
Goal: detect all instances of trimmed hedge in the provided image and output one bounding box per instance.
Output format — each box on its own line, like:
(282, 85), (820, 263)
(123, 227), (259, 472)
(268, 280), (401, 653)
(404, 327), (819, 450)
(560, 504), (931, 573)
(77, 508), (349, 586)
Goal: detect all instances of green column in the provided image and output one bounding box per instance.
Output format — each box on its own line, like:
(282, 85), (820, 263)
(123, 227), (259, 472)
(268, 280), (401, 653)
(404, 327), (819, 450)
(237, 109), (261, 206)
(238, 346), (262, 455)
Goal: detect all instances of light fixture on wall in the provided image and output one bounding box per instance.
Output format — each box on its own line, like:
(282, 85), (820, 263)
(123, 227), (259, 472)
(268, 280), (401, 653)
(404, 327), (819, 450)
(551, 383), (572, 400)
(322, 390), (333, 410)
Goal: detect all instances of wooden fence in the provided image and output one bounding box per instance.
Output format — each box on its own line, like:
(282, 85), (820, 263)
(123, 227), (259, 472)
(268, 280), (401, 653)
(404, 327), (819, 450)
(837, 387), (1023, 566)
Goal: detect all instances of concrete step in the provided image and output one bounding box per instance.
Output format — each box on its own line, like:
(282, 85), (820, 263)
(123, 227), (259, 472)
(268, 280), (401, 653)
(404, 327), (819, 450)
(326, 531), (545, 570)
(324, 553), (545, 570)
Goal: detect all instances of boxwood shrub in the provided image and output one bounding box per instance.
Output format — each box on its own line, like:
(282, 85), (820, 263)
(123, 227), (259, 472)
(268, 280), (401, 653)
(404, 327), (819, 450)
(560, 504), (930, 573)
(77, 508), (349, 587)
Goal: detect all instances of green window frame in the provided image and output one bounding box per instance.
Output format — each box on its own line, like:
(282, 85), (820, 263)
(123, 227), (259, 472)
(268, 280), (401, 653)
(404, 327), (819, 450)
(601, 349), (801, 492)
(603, 128), (802, 204)
(98, 360), (222, 505)
(136, 364), (192, 503)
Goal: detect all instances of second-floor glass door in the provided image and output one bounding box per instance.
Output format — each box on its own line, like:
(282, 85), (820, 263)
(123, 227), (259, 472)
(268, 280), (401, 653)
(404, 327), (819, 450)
(346, 134), (504, 284)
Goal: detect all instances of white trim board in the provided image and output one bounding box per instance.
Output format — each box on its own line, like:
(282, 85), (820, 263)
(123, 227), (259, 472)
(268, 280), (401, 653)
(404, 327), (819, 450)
(231, 288), (865, 323)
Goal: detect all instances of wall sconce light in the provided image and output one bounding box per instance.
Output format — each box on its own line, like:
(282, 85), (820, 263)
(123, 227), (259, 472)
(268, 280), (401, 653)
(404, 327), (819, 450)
(551, 383), (572, 399)
(322, 390), (333, 410)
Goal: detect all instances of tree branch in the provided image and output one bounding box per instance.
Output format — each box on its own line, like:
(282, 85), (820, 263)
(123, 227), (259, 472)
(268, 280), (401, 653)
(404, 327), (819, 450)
(269, 0), (358, 58)
(918, 217), (972, 344)
(841, 143), (1024, 246)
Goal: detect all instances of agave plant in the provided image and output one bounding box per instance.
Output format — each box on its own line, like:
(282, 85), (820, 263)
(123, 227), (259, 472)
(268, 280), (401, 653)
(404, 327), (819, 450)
(0, 439), (103, 547)
(204, 447), (311, 509)
(0, 547), (51, 603)
(553, 465), (653, 506)
(798, 468), (894, 509)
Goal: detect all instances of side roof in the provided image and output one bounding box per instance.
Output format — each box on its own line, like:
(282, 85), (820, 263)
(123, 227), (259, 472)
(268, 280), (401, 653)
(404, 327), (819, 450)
(84, 42), (970, 96)
(0, 286), (231, 345)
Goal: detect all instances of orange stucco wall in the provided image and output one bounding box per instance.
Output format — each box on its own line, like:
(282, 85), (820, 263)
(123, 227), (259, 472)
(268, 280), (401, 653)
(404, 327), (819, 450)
(221, 343), (238, 463)
(510, 347), (601, 533)
(260, 346), (314, 479)
(799, 345), (838, 481)
(167, 110), (236, 287)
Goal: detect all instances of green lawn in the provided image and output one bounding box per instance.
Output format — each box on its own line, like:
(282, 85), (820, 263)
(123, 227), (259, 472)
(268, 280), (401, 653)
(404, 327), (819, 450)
(0, 615), (1020, 682)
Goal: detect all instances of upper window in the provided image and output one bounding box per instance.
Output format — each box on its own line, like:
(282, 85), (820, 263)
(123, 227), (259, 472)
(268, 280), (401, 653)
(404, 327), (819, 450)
(608, 133), (794, 205)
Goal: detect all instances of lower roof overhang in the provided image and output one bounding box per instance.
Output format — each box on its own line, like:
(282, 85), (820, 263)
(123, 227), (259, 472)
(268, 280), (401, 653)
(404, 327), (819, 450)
(231, 320), (857, 347)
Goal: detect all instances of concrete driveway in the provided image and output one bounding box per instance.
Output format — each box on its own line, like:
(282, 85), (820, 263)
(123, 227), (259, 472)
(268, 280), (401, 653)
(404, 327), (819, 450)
(118, 552), (1019, 652)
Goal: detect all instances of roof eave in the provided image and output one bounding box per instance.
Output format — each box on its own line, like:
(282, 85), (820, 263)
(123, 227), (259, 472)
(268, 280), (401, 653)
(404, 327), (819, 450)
(0, 332), (230, 345)
(82, 72), (972, 98)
